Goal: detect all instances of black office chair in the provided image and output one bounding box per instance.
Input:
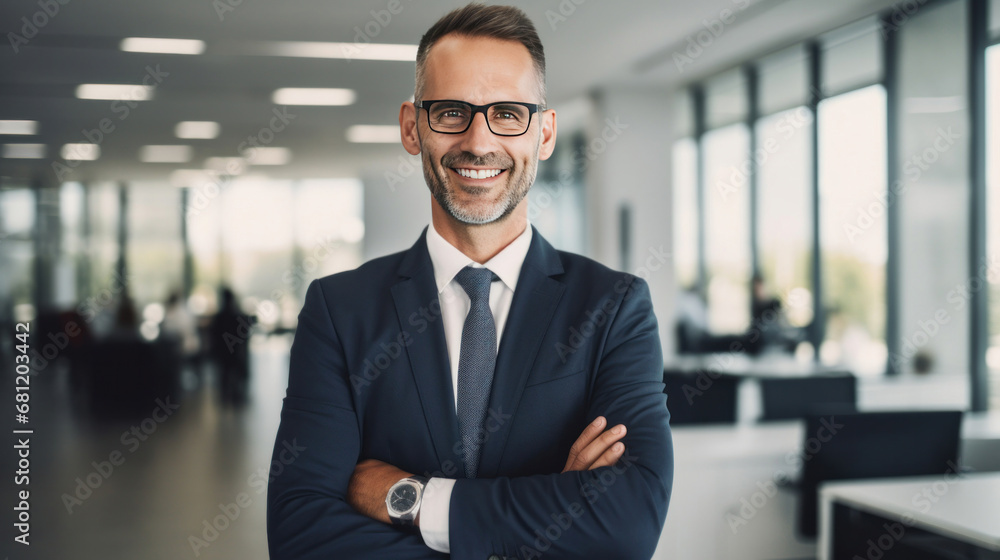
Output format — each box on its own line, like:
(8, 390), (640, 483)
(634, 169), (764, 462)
(662, 370), (739, 425)
(797, 410), (963, 537)
(89, 337), (180, 419)
(759, 374), (857, 421)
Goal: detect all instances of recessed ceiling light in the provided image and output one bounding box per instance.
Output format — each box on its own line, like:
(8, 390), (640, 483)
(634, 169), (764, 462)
(0, 120), (39, 135)
(264, 41), (417, 61)
(76, 84), (154, 101)
(2, 144), (46, 158)
(243, 147), (291, 165)
(272, 88), (355, 106)
(121, 37), (206, 55)
(61, 143), (100, 161)
(175, 121), (220, 139)
(139, 145), (192, 163)
(346, 125), (400, 143)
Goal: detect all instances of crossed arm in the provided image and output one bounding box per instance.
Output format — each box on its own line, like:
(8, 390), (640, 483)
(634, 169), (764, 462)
(267, 277), (672, 560)
(346, 415), (632, 525)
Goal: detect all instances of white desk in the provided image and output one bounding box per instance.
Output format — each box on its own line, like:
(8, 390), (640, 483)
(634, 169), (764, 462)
(653, 412), (1000, 560)
(819, 473), (1000, 560)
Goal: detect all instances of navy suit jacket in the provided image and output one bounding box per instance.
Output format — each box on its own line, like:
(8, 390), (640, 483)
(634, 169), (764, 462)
(267, 225), (673, 560)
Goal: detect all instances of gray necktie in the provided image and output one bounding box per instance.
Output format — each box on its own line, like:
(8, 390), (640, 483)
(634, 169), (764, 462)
(454, 266), (499, 479)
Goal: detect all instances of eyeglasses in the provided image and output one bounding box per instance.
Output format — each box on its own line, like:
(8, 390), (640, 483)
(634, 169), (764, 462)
(415, 99), (543, 136)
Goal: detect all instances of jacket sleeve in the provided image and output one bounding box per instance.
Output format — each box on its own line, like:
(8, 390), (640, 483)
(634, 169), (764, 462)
(266, 279), (449, 560)
(448, 276), (673, 560)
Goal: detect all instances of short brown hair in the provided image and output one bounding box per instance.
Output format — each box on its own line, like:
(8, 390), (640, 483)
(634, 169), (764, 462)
(414, 3), (546, 105)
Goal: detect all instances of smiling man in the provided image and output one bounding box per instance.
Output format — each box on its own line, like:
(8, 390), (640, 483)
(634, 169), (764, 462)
(266, 4), (673, 559)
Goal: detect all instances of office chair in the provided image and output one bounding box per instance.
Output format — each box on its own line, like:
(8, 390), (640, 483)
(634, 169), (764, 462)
(797, 410), (963, 537)
(759, 374), (857, 421)
(662, 370), (739, 425)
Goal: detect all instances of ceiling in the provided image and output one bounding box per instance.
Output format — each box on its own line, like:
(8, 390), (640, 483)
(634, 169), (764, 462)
(0, 0), (898, 183)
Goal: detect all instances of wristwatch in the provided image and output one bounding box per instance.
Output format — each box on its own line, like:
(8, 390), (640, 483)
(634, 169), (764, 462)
(386, 476), (429, 527)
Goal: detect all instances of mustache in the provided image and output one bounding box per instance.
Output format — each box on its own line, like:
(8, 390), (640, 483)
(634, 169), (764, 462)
(442, 151), (513, 169)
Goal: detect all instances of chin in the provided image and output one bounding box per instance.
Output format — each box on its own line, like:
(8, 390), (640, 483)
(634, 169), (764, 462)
(448, 207), (507, 225)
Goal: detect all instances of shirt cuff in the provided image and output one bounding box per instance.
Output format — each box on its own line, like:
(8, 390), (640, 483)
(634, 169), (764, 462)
(419, 477), (455, 553)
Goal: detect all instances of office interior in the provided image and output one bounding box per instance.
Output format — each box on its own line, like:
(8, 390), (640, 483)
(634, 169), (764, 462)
(0, 0), (999, 558)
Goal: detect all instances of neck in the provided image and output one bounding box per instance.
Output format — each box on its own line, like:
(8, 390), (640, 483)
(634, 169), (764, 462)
(431, 200), (528, 264)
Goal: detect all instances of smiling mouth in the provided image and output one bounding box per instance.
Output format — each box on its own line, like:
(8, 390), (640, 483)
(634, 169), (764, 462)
(450, 167), (507, 180)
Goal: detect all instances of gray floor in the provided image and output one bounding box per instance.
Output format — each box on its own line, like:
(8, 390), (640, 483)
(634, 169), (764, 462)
(6, 335), (291, 560)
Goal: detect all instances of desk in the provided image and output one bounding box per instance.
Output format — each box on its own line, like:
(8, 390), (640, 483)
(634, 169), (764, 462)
(652, 412), (1000, 560)
(819, 473), (1000, 560)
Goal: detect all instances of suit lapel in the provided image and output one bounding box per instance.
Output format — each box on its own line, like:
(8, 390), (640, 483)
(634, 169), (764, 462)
(390, 227), (462, 474)
(476, 226), (565, 478)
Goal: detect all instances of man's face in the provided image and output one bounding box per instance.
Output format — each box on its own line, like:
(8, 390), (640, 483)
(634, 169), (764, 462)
(400, 34), (556, 225)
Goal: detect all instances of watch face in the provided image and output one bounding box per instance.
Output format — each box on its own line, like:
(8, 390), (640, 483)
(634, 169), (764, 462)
(390, 484), (418, 513)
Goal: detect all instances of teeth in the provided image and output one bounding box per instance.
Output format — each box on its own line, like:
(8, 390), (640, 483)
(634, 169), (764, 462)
(455, 168), (502, 179)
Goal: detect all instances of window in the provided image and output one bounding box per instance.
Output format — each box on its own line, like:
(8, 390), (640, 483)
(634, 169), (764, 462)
(818, 85), (888, 375)
(221, 178), (296, 320)
(756, 107), (814, 328)
(59, 182), (86, 306)
(187, 177), (365, 328)
(128, 183), (184, 308)
(86, 182), (121, 302)
(896, 0), (970, 378)
(700, 69), (753, 335)
(987, 44), (1000, 409)
(0, 186), (36, 317)
(702, 124), (752, 334)
(289, 179), (364, 326)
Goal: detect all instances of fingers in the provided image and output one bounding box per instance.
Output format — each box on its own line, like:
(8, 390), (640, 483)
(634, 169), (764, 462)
(563, 416), (607, 472)
(563, 418), (627, 472)
(577, 423), (626, 470)
(588, 440), (626, 471)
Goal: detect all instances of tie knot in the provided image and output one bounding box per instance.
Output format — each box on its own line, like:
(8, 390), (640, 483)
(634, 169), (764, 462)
(455, 266), (496, 302)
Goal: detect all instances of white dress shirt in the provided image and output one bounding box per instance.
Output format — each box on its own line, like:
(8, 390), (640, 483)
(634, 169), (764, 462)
(418, 219), (533, 554)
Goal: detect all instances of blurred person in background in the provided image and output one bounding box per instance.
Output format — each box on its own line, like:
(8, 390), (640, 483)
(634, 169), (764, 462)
(210, 287), (254, 404)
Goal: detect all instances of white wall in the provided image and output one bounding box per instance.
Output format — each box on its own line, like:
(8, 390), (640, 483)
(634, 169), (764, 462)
(585, 87), (679, 357)
(361, 153), (431, 261)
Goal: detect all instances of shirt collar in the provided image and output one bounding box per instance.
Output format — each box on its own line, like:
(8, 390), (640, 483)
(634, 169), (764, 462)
(425, 220), (533, 294)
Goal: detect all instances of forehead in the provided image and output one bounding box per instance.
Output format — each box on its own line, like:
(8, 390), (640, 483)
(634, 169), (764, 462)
(421, 34), (540, 104)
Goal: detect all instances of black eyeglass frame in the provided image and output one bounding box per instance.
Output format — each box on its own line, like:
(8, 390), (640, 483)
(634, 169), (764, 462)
(415, 99), (545, 137)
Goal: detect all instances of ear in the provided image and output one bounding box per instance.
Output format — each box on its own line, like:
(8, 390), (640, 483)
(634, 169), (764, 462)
(399, 101), (421, 155)
(537, 108), (557, 161)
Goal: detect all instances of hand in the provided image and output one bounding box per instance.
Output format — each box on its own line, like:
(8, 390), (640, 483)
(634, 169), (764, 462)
(562, 416), (627, 473)
(347, 458), (414, 525)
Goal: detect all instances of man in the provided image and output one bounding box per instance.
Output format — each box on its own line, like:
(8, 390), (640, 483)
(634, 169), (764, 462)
(266, 4), (673, 559)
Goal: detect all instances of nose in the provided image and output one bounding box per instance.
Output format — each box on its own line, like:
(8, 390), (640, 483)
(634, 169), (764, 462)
(457, 110), (501, 156)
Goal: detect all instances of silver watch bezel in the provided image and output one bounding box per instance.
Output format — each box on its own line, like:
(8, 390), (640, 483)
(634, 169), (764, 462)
(386, 476), (428, 526)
